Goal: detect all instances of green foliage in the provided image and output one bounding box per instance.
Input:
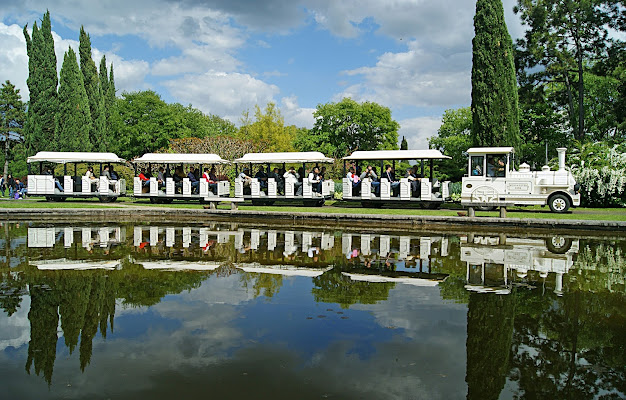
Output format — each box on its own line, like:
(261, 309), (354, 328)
(514, 0), (622, 140)
(56, 47), (92, 152)
(79, 26), (106, 151)
(569, 141), (626, 207)
(22, 11), (58, 155)
(115, 91), (237, 160)
(239, 103), (295, 152)
(0, 80), (26, 177)
(428, 107), (472, 181)
(400, 136), (408, 150)
(471, 0), (520, 148)
(296, 98), (399, 158)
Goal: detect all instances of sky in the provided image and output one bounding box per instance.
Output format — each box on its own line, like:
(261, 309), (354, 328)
(0, 0), (524, 150)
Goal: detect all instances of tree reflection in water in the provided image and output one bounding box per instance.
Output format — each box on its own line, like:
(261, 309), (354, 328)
(0, 222), (623, 398)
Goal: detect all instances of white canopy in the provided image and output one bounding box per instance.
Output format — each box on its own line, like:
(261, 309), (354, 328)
(343, 150), (451, 160)
(467, 147), (515, 155)
(236, 263), (332, 277)
(133, 153), (229, 164)
(342, 272), (444, 287)
(27, 151), (125, 164)
(140, 261), (221, 271)
(33, 259), (121, 270)
(234, 152), (333, 164)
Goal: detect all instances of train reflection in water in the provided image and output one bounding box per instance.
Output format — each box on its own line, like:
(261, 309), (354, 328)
(26, 224), (585, 294)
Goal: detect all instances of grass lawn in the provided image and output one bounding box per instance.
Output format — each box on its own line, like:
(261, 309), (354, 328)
(2, 196), (625, 221)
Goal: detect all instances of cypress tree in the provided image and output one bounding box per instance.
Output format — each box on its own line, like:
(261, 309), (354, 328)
(79, 26), (106, 151)
(400, 136), (408, 150)
(105, 63), (121, 154)
(56, 48), (92, 152)
(470, 0), (520, 148)
(23, 11), (58, 154)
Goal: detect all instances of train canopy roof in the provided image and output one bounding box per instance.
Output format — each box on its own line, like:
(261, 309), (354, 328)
(27, 152), (125, 164)
(132, 153), (229, 164)
(343, 149), (451, 160)
(234, 152), (334, 164)
(466, 147), (515, 154)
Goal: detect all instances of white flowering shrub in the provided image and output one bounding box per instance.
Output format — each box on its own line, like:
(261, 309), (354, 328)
(569, 142), (626, 207)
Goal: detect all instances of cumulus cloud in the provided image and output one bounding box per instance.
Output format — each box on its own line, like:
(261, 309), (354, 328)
(398, 116), (443, 150)
(162, 70), (280, 121)
(281, 95), (315, 128)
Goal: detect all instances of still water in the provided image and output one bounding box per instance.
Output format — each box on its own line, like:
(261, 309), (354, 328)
(0, 222), (624, 399)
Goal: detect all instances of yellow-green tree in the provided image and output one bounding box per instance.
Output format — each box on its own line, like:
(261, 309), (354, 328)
(239, 103), (295, 152)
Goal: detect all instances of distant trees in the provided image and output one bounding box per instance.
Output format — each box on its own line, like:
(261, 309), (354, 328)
(471, 0), (520, 148)
(23, 11), (58, 154)
(238, 103), (295, 152)
(428, 107), (472, 181)
(0, 81), (26, 177)
(56, 48), (92, 152)
(295, 98), (400, 158)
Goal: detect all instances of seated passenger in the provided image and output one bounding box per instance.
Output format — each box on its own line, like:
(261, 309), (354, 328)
(283, 167), (301, 195)
(85, 166), (99, 191)
(238, 168), (252, 194)
(109, 166), (118, 180)
(308, 166), (322, 193)
(384, 165), (400, 196)
(405, 168), (420, 197)
(347, 167), (361, 195)
(45, 167), (64, 192)
(157, 167), (165, 189)
(138, 168), (150, 187)
(103, 165), (116, 191)
(360, 165), (380, 196)
(255, 166), (268, 189)
(203, 167), (218, 195)
(271, 167), (284, 194)
(187, 167), (200, 194)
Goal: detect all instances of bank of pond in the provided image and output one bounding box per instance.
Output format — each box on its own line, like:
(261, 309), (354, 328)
(25, 147), (581, 212)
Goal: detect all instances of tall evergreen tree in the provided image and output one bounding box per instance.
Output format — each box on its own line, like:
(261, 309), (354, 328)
(0, 81), (26, 177)
(23, 11), (58, 154)
(105, 63), (121, 153)
(79, 26), (106, 151)
(471, 0), (520, 148)
(400, 136), (408, 150)
(56, 48), (92, 152)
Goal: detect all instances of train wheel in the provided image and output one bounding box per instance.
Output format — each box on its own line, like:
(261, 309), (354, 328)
(545, 236), (573, 254)
(549, 194), (570, 213)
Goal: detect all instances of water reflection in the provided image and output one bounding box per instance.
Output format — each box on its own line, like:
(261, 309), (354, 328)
(0, 222), (624, 399)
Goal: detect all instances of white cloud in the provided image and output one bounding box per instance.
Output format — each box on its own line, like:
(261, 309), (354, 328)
(398, 116), (443, 150)
(281, 95), (315, 128)
(0, 23), (29, 97)
(162, 70), (280, 121)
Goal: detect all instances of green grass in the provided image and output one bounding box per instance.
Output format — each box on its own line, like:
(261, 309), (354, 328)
(2, 196), (625, 221)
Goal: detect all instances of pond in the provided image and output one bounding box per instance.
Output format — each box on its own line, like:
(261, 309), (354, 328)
(0, 221), (624, 399)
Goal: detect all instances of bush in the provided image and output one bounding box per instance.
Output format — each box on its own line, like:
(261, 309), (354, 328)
(569, 142), (626, 207)
(448, 181), (462, 202)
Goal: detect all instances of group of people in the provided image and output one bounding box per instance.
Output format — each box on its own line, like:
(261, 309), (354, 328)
(83, 165), (118, 192)
(138, 165), (220, 195)
(346, 164), (423, 197)
(0, 174), (26, 199)
(238, 165), (327, 195)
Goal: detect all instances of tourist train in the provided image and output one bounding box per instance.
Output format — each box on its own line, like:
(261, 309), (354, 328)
(25, 147), (581, 212)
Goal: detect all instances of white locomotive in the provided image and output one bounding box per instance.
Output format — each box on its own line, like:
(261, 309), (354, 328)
(461, 147), (581, 213)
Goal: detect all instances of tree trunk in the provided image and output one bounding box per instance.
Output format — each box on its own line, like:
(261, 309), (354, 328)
(3, 135), (9, 178)
(577, 50), (585, 141)
(564, 73), (577, 138)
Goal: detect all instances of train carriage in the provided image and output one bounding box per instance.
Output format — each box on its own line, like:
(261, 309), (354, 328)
(233, 151), (335, 206)
(27, 151), (126, 202)
(341, 149), (452, 208)
(132, 153), (230, 203)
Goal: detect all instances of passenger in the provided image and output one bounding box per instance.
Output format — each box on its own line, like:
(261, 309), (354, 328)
(109, 166), (118, 180)
(405, 168), (420, 197)
(383, 165), (400, 196)
(487, 157), (505, 177)
(308, 166), (322, 194)
(319, 166), (327, 180)
(103, 165), (115, 191)
(347, 166), (361, 195)
(187, 167), (200, 194)
(255, 166), (268, 189)
(85, 166), (99, 191)
(360, 165), (380, 196)
(173, 166), (185, 193)
(138, 167), (150, 187)
(45, 167), (64, 192)
(271, 167), (284, 195)
(238, 168), (253, 194)
(202, 167), (218, 195)
(145, 167), (153, 179)
(283, 167), (301, 195)
(157, 167), (165, 189)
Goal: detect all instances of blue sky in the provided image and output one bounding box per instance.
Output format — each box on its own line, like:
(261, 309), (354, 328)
(0, 0), (524, 149)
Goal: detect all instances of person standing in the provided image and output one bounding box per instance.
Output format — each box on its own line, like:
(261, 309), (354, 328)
(0, 174), (5, 197)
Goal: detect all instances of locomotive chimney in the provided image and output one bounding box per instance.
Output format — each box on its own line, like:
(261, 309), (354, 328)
(557, 148), (566, 171)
